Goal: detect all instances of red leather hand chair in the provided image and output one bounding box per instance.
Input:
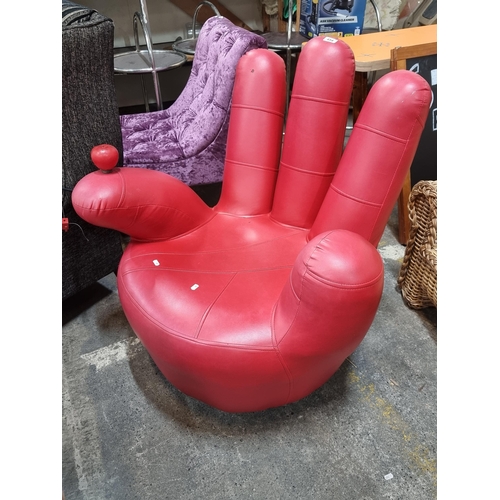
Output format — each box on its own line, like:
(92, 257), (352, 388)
(72, 38), (431, 413)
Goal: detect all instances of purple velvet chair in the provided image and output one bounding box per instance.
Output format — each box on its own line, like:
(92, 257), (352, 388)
(119, 16), (267, 187)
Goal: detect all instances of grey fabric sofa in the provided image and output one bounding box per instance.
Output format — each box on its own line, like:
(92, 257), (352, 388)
(62, 1), (123, 301)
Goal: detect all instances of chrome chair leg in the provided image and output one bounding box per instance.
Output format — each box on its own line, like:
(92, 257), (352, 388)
(133, 0), (163, 111)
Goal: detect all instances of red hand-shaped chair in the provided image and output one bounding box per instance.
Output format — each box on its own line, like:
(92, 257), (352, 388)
(72, 38), (431, 413)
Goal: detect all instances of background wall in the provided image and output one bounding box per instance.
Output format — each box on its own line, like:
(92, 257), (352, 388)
(78, 0), (407, 109)
(83, 0), (265, 47)
(82, 0), (266, 108)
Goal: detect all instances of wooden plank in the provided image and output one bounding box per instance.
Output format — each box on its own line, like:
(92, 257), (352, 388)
(168, 0), (251, 31)
(341, 24), (437, 72)
(352, 71), (368, 124)
(262, 4), (271, 32)
(277, 0), (300, 33)
(278, 0), (288, 32)
(390, 41), (437, 69)
(398, 171), (412, 244)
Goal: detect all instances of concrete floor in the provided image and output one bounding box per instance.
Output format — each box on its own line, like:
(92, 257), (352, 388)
(62, 206), (437, 500)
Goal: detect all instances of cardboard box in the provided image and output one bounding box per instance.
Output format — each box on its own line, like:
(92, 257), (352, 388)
(300, 0), (367, 38)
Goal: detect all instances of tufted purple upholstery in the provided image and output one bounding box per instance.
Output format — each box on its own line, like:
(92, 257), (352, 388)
(120, 16), (267, 186)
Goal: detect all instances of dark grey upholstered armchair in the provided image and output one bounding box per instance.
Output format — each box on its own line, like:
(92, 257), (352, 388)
(62, 1), (123, 301)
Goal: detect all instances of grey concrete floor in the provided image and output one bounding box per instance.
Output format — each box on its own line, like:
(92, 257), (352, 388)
(62, 205), (437, 500)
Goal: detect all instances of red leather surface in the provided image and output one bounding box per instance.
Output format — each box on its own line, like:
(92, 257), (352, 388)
(309, 68), (432, 245)
(72, 167), (213, 241)
(274, 229), (383, 403)
(72, 40), (431, 412)
(216, 49), (286, 215)
(271, 37), (355, 228)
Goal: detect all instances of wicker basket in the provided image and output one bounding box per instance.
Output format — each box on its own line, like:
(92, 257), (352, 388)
(397, 180), (437, 308)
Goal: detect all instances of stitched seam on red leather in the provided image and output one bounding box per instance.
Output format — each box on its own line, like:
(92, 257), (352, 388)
(117, 169), (126, 207)
(230, 103), (284, 118)
(122, 276), (275, 350)
(271, 301), (294, 404)
(278, 161), (336, 177)
(354, 123), (408, 143)
(194, 272), (237, 340)
(304, 267), (384, 289)
(329, 185), (382, 207)
(122, 265), (294, 274)
(274, 244), (317, 405)
(224, 158), (279, 172)
(291, 94), (350, 105)
(272, 273), (301, 348)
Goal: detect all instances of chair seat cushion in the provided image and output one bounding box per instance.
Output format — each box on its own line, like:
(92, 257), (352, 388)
(116, 212), (383, 412)
(120, 108), (229, 185)
(119, 214), (307, 345)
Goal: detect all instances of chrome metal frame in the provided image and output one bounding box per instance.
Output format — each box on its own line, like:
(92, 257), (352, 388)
(369, 0), (382, 32)
(192, 1), (221, 41)
(172, 1), (222, 56)
(133, 0), (162, 111)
